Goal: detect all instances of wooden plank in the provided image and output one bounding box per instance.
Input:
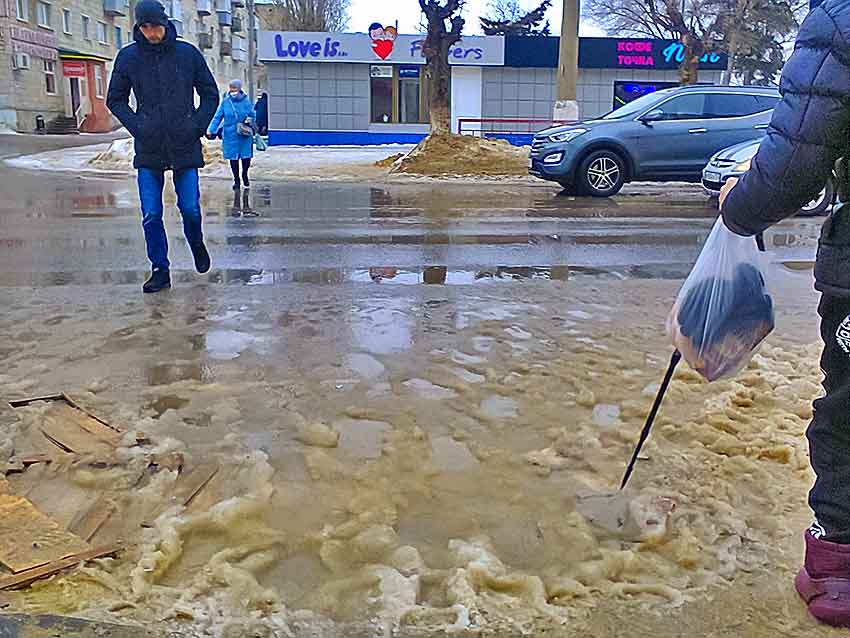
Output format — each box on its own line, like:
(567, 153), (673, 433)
(69, 495), (116, 543)
(39, 405), (115, 457)
(62, 394), (124, 434)
(0, 495), (90, 573)
(0, 545), (122, 590)
(142, 463), (219, 527)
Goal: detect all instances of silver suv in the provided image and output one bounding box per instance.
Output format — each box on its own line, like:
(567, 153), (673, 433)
(530, 85), (780, 197)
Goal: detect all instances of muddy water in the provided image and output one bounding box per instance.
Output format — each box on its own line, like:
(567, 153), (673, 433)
(0, 159), (840, 635)
(0, 267), (839, 637)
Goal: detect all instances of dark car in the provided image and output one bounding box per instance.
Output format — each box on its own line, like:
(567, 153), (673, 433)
(529, 85), (781, 197)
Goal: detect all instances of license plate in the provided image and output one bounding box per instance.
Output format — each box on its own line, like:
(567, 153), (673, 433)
(704, 171), (720, 182)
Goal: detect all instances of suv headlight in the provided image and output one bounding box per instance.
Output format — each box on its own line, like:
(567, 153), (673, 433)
(548, 128), (588, 143)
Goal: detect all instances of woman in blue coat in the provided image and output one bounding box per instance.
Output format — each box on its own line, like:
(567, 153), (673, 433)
(207, 79), (255, 190)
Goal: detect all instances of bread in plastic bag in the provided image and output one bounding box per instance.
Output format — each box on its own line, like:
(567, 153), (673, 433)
(666, 217), (774, 382)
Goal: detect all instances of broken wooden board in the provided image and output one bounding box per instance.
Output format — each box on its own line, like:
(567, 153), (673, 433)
(0, 544), (121, 590)
(7, 394), (125, 463)
(0, 494), (90, 573)
(142, 462), (220, 527)
(69, 495), (117, 543)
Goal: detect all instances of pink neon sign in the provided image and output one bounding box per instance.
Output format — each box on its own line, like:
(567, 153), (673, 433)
(616, 40), (655, 67)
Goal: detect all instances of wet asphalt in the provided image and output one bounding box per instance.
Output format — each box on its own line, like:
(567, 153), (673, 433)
(0, 135), (822, 291)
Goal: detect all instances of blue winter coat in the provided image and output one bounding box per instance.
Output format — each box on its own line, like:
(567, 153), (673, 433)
(106, 21), (218, 171)
(208, 92), (255, 160)
(722, 0), (850, 295)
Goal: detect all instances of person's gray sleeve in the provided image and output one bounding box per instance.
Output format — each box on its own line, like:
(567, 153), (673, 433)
(722, 5), (850, 236)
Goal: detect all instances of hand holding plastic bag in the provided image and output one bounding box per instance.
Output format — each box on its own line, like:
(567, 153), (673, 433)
(666, 218), (774, 381)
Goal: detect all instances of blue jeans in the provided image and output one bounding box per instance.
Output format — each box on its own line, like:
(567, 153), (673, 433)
(137, 168), (203, 271)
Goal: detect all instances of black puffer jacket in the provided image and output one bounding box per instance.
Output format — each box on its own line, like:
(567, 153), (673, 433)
(106, 13), (218, 171)
(722, 0), (850, 294)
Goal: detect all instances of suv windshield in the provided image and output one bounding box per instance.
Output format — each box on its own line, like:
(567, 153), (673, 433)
(601, 89), (677, 120)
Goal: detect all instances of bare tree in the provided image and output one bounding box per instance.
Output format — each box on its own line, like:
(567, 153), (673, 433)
(264, 0), (350, 31)
(586, 0), (724, 83)
(419, 0), (465, 134)
(480, 0), (552, 36)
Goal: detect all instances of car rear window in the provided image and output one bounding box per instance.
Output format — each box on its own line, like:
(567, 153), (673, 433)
(705, 94), (778, 118)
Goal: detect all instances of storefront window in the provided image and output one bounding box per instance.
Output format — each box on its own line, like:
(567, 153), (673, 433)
(398, 66), (420, 124)
(370, 65), (393, 123)
(43, 59), (56, 95)
(94, 65), (104, 98)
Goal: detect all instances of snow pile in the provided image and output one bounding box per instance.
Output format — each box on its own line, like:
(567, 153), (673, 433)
(89, 138), (227, 171)
(392, 134), (530, 177)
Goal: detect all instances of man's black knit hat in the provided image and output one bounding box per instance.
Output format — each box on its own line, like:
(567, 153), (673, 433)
(135, 0), (169, 27)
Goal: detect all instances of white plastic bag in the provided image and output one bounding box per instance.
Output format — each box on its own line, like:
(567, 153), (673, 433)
(666, 217), (774, 381)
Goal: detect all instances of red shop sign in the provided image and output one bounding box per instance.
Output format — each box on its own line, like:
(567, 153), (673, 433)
(62, 60), (87, 78)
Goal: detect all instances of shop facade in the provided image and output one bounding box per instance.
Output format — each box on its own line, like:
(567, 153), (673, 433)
(259, 30), (727, 146)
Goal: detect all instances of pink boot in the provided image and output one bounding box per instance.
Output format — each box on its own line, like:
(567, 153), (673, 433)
(796, 530), (850, 627)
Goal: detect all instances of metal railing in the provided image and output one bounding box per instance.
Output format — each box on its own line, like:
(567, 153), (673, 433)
(457, 118), (576, 138)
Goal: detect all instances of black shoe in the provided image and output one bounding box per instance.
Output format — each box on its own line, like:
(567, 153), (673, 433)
(143, 268), (171, 293)
(190, 241), (211, 274)
(242, 174), (250, 188)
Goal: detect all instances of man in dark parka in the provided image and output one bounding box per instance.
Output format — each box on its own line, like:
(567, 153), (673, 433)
(107, 0), (218, 293)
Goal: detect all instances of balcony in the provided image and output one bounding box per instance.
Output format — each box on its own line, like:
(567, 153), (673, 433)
(231, 0), (245, 6)
(217, 10), (232, 26)
(198, 32), (213, 49)
(196, 0), (212, 15)
(215, 0), (229, 11)
(231, 16), (242, 32)
(231, 48), (246, 62)
(103, 0), (126, 17)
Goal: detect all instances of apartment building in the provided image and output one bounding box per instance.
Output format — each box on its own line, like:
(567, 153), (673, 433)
(0, 0), (257, 133)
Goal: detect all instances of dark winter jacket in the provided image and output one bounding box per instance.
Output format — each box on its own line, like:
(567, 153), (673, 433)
(255, 93), (269, 135)
(721, 0), (850, 295)
(106, 8), (218, 171)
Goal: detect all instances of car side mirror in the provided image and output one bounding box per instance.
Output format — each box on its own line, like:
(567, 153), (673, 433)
(640, 110), (664, 124)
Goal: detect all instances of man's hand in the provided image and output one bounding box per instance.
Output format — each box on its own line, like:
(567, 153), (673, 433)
(719, 176), (739, 210)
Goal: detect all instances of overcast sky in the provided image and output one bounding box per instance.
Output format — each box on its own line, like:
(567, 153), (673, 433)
(345, 0), (607, 36)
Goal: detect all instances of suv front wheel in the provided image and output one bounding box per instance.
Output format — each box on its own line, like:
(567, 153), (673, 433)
(577, 150), (626, 197)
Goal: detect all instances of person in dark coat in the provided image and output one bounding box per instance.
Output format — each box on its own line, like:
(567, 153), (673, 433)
(254, 92), (269, 136)
(106, 0), (219, 293)
(717, 0), (850, 626)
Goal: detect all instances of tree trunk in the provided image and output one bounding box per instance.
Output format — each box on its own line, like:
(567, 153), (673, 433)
(679, 33), (703, 85)
(425, 45), (452, 134)
(420, 0), (463, 137)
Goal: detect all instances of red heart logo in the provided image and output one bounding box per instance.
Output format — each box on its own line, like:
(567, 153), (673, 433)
(372, 39), (394, 60)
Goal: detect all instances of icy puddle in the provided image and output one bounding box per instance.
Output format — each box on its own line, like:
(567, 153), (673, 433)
(0, 275), (841, 637)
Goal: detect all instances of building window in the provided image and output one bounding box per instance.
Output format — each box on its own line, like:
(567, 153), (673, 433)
(44, 59), (56, 94)
(94, 65), (105, 98)
(398, 66), (421, 124)
(36, 0), (51, 28)
(62, 8), (71, 33)
(82, 15), (91, 39)
(115, 26), (122, 48)
(16, 0), (28, 22)
(370, 65), (393, 123)
(97, 21), (107, 44)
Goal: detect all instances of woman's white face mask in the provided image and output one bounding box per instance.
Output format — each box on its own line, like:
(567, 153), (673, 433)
(229, 90), (239, 97)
